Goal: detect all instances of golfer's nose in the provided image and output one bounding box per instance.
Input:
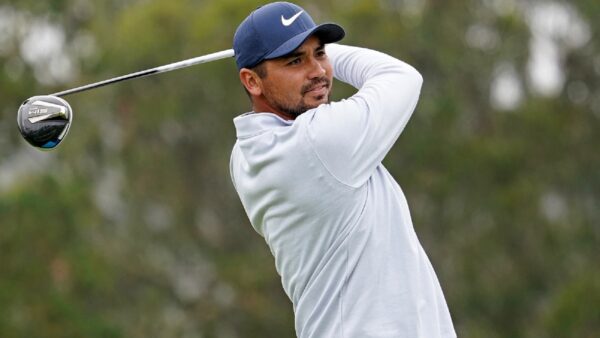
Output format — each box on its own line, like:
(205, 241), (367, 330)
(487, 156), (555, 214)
(307, 57), (326, 79)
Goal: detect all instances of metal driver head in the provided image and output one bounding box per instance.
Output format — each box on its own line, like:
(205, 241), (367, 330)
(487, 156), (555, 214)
(17, 95), (73, 150)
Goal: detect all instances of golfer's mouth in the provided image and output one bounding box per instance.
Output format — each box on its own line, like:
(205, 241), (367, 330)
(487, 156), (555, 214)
(304, 82), (329, 96)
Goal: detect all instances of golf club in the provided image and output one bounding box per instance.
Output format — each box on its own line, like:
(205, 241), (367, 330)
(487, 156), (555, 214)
(17, 49), (235, 150)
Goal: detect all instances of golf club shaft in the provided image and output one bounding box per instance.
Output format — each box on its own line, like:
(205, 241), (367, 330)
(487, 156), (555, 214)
(51, 49), (235, 97)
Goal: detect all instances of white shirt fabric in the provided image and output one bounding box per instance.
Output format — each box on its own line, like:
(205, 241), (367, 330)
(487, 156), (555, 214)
(230, 44), (456, 338)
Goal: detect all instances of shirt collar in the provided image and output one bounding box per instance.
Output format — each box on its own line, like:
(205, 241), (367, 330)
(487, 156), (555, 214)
(233, 112), (294, 139)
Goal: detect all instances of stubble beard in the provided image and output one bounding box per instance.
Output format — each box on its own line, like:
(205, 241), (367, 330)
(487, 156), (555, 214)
(268, 77), (332, 118)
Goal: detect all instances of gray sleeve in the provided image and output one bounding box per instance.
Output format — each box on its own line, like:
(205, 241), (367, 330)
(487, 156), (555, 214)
(305, 44), (423, 187)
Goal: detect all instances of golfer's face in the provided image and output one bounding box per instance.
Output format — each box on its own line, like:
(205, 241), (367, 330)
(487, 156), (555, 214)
(261, 36), (333, 116)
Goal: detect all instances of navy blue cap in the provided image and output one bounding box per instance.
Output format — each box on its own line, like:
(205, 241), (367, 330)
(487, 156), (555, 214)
(233, 2), (345, 70)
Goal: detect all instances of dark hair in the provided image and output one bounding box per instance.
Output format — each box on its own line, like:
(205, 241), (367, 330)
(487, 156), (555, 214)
(251, 62), (268, 79)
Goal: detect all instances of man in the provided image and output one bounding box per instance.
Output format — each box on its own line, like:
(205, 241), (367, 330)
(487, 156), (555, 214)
(230, 2), (456, 337)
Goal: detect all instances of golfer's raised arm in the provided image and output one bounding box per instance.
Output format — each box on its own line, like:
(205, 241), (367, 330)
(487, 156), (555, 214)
(306, 43), (423, 187)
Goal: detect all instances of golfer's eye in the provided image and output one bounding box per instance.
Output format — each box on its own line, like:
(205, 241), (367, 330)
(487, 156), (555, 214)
(288, 58), (301, 65)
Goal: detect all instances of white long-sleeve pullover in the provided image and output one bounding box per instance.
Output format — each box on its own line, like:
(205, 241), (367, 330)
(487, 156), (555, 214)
(230, 44), (456, 338)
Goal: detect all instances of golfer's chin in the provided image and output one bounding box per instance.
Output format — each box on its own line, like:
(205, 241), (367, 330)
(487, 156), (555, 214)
(304, 91), (330, 108)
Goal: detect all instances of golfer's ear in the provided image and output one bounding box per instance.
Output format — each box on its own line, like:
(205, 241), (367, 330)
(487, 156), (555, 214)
(239, 69), (262, 96)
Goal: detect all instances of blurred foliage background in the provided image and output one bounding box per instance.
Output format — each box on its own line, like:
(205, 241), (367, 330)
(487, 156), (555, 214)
(0, 0), (598, 337)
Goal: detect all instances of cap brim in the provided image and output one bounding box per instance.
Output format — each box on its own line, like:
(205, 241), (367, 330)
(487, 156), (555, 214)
(264, 23), (345, 60)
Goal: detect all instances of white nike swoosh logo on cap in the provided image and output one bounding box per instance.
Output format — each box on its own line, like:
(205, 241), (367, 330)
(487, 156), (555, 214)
(281, 10), (304, 26)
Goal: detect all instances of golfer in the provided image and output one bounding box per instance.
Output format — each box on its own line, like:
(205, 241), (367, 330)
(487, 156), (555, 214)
(230, 2), (456, 337)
